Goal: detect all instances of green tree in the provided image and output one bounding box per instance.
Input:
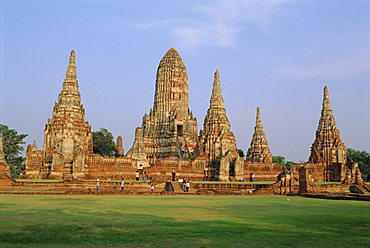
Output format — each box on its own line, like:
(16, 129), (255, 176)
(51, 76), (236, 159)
(0, 124), (28, 178)
(272, 155), (286, 166)
(238, 149), (245, 158)
(92, 127), (118, 157)
(273, 155), (296, 170)
(347, 148), (370, 181)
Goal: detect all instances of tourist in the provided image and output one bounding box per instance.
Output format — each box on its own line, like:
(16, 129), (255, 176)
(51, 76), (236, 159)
(172, 170), (176, 181)
(135, 171), (139, 181)
(151, 185), (154, 192)
(96, 179), (100, 191)
(120, 178), (125, 190)
(186, 181), (190, 192)
(250, 173), (255, 182)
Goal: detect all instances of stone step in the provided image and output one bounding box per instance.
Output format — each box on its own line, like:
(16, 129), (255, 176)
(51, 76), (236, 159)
(171, 181), (186, 193)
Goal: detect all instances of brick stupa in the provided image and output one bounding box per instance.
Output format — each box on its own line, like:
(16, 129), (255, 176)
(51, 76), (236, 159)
(199, 70), (243, 181)
(199, 70), (238, 159)
(308, 86), (346, 165)
(23, 51), (93, 179)
(308, 86), (348, 181)
(245, 107), (272, 163)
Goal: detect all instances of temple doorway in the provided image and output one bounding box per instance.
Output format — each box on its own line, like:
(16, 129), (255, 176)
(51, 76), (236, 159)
(229, 159), (236, 177)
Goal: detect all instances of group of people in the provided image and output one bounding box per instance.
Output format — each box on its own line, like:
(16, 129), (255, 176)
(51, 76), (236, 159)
(95, 169), (194, 193)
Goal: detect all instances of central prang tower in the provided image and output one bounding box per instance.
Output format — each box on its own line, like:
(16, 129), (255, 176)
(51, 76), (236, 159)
(127, 48), (198, 163)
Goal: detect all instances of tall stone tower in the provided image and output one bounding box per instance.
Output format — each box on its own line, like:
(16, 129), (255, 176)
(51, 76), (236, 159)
(308, 86), (347, 181)
(199, 70), (238, 159)
(0, 134), (12, 179)
(245, 107), (272, 163)
(127, 48), (198, 163)
(116, 136), (124, 156)
(0, 134), (7, 165)
(42, 50), (93, 179)
(199, 70), (243, 181)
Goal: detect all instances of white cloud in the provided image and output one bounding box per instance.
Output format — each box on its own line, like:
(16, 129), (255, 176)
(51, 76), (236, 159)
(172, 0), (290, 50)
(75, 0), (290, 50)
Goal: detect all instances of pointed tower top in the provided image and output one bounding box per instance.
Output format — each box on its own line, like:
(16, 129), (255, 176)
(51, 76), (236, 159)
(165, 48), (180, 56)
(214, 69), (220, 81)
(31, 140), (37, 151)
(322, 86), (331, 110)
(209, 69), (224, 109)
(158, 48), (185, 68)
(70, 50), (75, 62)
(58, 50), (81, 107)
(318, 86), (336, 129)
(65, 50), (77, 81)
(256, 107), (262, 127)
(245, 107), (272, 163)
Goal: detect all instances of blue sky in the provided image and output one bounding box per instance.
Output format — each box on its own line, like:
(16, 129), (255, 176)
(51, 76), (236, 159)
(1, 0), (369, 162)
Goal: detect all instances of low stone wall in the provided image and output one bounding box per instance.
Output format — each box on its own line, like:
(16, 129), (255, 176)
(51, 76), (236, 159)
(193, 182), (278, 195)
(0, 179), (166, 195)
(315, 184), (352, 194)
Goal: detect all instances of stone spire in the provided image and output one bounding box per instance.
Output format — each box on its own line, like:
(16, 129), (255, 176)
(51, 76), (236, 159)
(65, 50), (77, 82)
(56, 50), (81, 109)
(31, 140), (37, 151)
(0, 133), (12, 179)
(308, 86), (346, 165)
(40, 50), (93, 179)
(199, 70), (237, 159)
(116, 136), (124, 156)
(209, 70), (225, 109)
(129, 48), (198, 161)
(0, 133), (7, 164)
(203, 70), (229, 131)
(246, 107), (272, 163)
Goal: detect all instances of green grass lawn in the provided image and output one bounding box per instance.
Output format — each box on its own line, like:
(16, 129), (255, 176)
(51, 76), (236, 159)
(0, 195), (369, 248)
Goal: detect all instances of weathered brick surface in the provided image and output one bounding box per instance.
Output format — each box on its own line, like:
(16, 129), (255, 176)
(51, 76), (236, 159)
(246, 107), (272, 163)
(19, 51), (363, 185)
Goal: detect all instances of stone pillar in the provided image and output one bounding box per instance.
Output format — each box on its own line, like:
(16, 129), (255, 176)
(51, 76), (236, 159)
(354, 169), (365, 185)
(298, 167), (309, 194)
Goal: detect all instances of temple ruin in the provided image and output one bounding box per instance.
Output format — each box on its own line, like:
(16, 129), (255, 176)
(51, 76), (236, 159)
(304, 86), (358, 182)
(20, 48), (359, 183)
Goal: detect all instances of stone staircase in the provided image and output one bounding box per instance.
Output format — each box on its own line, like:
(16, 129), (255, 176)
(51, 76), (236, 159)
(165, 181), (197, 193)
(350, 184), (370, 194)
(166, 181), (185, 193)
